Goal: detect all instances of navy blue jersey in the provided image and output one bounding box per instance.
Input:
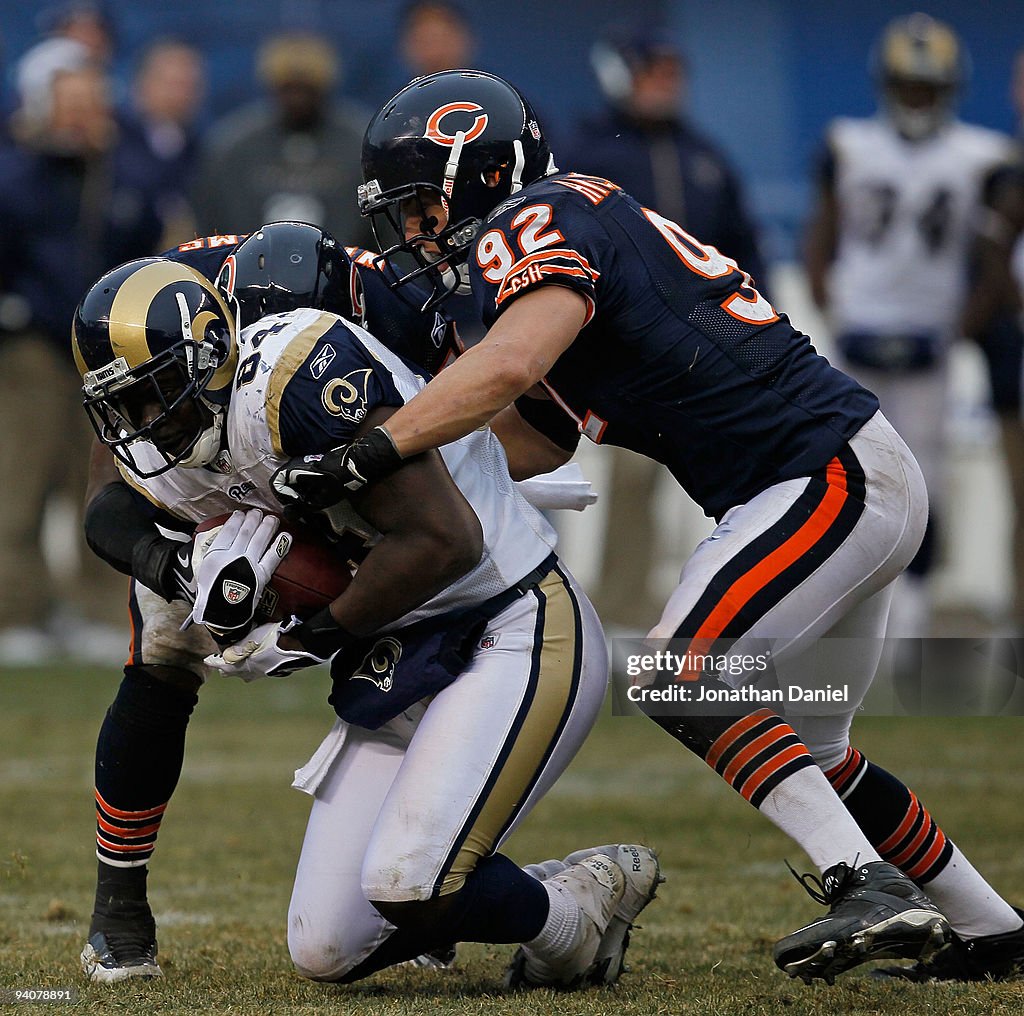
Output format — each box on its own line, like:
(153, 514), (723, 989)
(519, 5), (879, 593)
(161, 236), (461, 376)
(345, 246), (463, 373)
(469, 173), (879, 519)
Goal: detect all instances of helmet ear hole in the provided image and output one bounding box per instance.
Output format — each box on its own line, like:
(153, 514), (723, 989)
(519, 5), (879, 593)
(205, 327), (230, 365)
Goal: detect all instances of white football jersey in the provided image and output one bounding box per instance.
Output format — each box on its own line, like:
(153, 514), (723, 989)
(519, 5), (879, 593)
(827, 115), (1014, 335)
(120, 307), (556, 626)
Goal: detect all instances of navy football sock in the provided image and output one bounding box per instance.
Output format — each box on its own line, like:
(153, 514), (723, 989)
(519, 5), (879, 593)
(339, 853), (549, 982)
(93, 667), (198, 879)
(825, 747), (952, 881)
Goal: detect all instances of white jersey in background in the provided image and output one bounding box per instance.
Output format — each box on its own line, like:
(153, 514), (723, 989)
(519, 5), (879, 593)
(827, 115), (1014, 337)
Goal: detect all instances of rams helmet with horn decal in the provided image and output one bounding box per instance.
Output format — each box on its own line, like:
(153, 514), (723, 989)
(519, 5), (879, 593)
(72, 258), (237, 477)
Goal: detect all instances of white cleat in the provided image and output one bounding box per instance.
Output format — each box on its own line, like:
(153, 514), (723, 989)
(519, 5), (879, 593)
(506, 854), (625, 989)
(550, 844), (664, 985)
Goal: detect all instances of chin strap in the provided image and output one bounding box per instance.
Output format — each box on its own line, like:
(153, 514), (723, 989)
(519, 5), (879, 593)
(510, 139), (526, 194)
(443, 130), (468, 199)
(177, 408), (224, 469)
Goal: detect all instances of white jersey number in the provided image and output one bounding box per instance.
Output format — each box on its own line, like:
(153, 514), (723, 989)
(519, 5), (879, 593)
(644, 209), (778, 325)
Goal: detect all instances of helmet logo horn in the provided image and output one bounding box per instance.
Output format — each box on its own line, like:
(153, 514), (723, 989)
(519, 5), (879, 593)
(425, 102), (488, 147)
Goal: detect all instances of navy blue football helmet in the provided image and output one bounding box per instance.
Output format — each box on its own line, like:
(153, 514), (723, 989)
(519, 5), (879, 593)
(73, 259), (237, 477)
(359, 69), (555, 309)
(216, 221), (364, 329)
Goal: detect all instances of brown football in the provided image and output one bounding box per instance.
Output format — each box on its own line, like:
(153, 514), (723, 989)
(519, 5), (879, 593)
(193, 511), (352, 622)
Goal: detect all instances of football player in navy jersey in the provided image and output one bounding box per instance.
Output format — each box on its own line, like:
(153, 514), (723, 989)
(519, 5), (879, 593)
(164, 225), (464, 375)
(271, 69), (1024, 983)
(74, 223), (620, 985)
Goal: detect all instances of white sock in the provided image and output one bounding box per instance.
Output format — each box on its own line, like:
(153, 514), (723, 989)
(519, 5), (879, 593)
(758, 765), (881, 872)
(522, 858), (566, 881)
(921, 845), (1023, 939)
(524, 879), (581, 960)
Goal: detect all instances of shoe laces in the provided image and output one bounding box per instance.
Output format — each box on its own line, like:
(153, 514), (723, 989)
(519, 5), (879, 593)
(785, 857), (860, 907)
(104, 928), (156, 964)
(92, 900), (156, 963)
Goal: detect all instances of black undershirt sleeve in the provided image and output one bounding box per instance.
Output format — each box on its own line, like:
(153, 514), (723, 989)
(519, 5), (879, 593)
(84, 482), (187, 600)
(513, 394), (582, 453)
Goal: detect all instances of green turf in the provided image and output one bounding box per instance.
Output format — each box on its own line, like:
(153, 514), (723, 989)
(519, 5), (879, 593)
(2, 665), (1023, 1014)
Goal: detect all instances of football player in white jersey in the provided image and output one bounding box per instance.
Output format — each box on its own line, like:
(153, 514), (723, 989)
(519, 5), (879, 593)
(71, 256), (661, 988)
(805, 12), (1017, 637)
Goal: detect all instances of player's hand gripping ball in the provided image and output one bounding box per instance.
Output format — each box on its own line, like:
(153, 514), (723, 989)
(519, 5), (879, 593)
(191, 509), (352, 638)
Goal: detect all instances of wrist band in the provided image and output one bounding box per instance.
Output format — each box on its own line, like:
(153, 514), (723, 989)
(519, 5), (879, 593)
(291, 606), (358, 659)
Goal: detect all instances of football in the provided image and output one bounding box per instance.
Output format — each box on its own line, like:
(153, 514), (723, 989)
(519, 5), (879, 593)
(193, 511), (353, 622)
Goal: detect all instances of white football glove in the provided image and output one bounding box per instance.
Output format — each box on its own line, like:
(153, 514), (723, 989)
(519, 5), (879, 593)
(204, 618), (327, 681)
(191, 509), (292, 639)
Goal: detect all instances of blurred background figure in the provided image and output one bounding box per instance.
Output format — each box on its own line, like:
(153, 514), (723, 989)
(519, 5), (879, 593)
(0, 39), (164, 663)
(398, 0), (476, 81)
(118, 38), (206, 248)
(564, 28), (765, 631)
(961, 52), (1024, 635)
(36, 0), (114, 67)
(190, 31), (373, 246)
(804, 12), (1015, 637)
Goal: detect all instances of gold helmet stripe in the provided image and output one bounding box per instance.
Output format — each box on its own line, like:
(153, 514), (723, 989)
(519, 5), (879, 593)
(107, 261), (193, 366)
(883, 17), (959, 80)
(103, 260), (238, 389)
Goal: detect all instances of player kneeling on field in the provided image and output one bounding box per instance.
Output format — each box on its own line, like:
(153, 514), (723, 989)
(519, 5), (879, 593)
(71, 257), (661, 987)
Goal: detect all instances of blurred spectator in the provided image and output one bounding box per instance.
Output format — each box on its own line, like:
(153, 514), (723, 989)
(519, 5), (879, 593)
(13, 36), (91, 127)
(564, 29), (766, 630)
(578, 31), (765, 279)
(190, 32), (373, 247)
(961, 52), (1024, 633)
(36, 1), (114, 66)
(118, 38), (206, 246)
(804, 13), (1015, 636)
(398, 0), (475, 80)
(0, 43), (164, 663)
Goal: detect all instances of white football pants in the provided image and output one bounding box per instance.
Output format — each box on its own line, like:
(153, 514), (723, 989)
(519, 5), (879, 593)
(648, 411), (928, 770)
(286, 563), (608, 981)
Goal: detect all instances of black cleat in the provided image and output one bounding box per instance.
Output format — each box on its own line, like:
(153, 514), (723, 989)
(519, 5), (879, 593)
(80, 901), (162, 983)
(873, 906), (1024, 982)
(403, 944), (458, 970)
(774, 860), (950, 984)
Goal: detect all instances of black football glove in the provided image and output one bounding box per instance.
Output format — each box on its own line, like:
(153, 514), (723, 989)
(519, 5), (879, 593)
(270, 426), (402, 509)
(131, 533), (197, 604)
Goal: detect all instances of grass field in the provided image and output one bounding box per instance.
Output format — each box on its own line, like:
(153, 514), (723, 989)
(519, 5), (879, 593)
(3, 664), (1024, 1015)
